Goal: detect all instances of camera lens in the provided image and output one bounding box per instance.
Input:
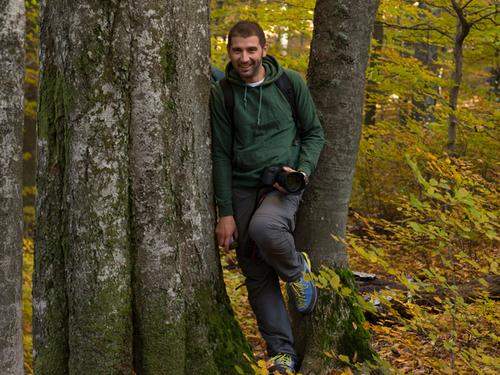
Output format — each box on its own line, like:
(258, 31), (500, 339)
(278, 171), (305, 193)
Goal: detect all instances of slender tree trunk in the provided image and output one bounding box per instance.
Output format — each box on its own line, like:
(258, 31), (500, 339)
(412, 1), (438, 122)
(448, 0), (470, 153)
(294, 0), (381, 373)
(364, 20), (383, 126)
(34, 1), (250, 374)
(0, 1), (25, 373)
(412, 31), (438, 122)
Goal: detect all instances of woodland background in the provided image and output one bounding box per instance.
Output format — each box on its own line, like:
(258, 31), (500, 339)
(14, 0), (499, 373)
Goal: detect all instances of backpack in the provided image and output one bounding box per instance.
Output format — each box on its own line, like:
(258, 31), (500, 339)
(219, 72), (303, 144)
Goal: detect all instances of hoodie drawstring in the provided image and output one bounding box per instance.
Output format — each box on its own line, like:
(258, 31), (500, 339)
(257, 86), (263, 126)
(242, 85), (263, 126)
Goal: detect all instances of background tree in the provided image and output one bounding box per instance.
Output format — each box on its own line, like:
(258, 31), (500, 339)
(23, 0), (40, 218)
(0, 0), (25, 373)
(293, 0), (381, 373)
(33, 1), (250, 374)
(380, 0), (498, 152)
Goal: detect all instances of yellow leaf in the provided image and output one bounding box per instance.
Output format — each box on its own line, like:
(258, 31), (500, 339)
(478, 278), (489, 287)
(338, 354), (350, 363)
(256, 359), (266, 368)
(324, 351), (334, 358)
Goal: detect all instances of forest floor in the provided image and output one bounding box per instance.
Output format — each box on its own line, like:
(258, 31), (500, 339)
(221, 246), (500, 374)
(22, 236), (498, 374)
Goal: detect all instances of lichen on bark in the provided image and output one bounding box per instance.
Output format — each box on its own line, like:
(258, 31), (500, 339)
(0, 0), (25, 372)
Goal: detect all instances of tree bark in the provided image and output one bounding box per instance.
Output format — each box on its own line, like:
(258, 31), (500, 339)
(294, 0), (381, 373)
(128, 1), (250, 374)
(0, 1), (25, 373)
(34, 1), (133, 373)
(34, 1), (250, 374)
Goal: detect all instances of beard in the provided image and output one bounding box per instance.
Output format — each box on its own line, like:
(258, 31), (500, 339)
(235, 57), (263, 82)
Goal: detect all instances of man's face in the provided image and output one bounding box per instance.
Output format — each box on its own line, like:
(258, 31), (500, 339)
(227, 35), (267, 83)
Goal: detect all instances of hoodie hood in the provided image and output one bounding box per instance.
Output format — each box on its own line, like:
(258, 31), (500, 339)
(225, 55), (283, 87)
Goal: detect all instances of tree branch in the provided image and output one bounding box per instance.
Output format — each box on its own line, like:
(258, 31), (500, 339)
(470, 10), (499, 25)
(451, 0), (469, 27)
(381, 21), (453, 39)
(461, 0), (475, 11)
(431, 3), (455, 16)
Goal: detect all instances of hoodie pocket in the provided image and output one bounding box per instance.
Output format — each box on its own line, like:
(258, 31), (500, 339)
(234, 145), (289, 172)
(254, 118), (281, 138)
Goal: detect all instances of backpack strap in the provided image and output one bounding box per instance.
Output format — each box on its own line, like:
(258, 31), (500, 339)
(219, 78), (235, 127)
(220, 78), (235, 157)
(275, 71), (303, 143)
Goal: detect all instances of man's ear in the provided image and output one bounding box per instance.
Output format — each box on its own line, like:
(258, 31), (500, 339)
(262, 44), (268, 57)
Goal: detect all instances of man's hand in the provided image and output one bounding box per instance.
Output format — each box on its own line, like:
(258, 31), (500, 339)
(273, 166), (308, 194)
(216, 215), (238, 251)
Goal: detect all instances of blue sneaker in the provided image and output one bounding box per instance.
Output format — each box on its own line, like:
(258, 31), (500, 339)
(288, 252), (317, 314)
(268, 353), (296, 374)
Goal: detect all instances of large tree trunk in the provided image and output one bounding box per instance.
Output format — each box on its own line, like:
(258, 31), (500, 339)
(34, 1), (133, 373)
(294, 0), (381, 373)
(0, 1), (25, 373)
(128, 1), (250, 374)
(34, 1), (250, 374)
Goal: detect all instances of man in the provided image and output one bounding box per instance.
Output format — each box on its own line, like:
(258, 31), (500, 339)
(211, 21), (324, 373)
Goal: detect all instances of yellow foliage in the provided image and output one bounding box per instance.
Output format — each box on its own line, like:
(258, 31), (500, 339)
(23, 238), (34, 375)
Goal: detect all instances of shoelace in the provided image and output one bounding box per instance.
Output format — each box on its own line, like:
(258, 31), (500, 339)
(270, 353), (293, 368)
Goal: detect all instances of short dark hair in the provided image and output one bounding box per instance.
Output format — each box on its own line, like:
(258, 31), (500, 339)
(227, 21), (266, 48)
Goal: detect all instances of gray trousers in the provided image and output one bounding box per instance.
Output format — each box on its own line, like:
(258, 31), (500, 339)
(232, 187), (305, 358)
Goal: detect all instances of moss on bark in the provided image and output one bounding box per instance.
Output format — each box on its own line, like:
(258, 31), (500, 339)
(160, 41), (176, 84)
(185, 286), (253, 375)
(311, 268), (386, 374)
(132, 288), (186, 375)
(132, 284), (252, 375)
(38, 67), (73, 167)
(34, 64), (72, 375)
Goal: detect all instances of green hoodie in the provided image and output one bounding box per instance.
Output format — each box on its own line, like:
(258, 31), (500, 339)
(211, 56), (325, 216)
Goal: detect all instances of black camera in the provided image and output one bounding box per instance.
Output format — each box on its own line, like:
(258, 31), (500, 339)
(260, 165), (306, 194)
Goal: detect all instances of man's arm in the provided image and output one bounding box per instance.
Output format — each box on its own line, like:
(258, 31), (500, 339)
(211, 83), (234, 216)
(211, 83), (238, 249)
(286, 70), (325, 177)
